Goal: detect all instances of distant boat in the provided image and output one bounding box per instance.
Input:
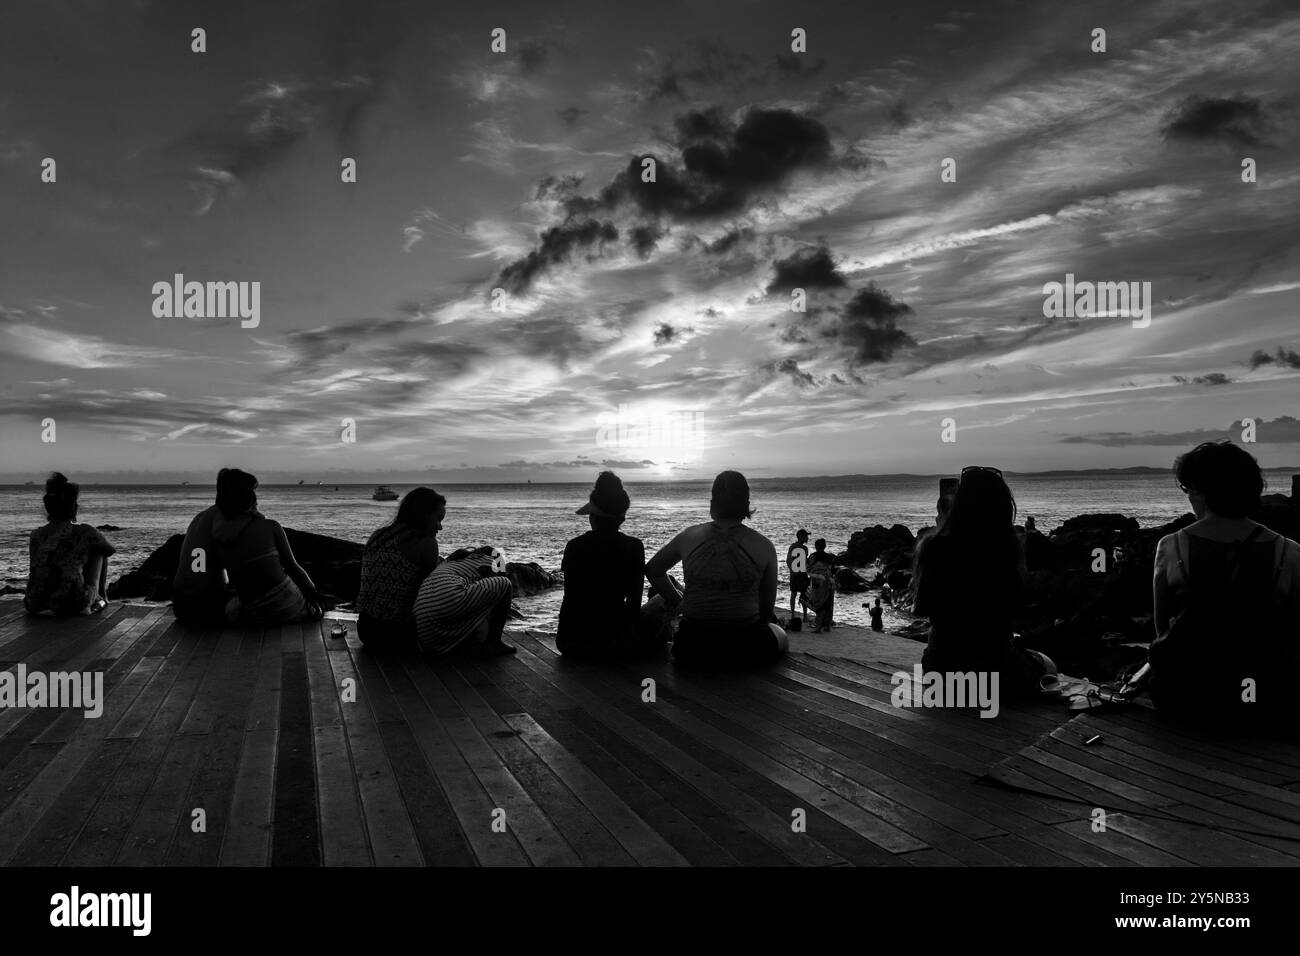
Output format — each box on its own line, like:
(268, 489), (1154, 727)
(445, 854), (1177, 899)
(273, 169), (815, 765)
(181, 481), (189, 487)
(297, 479), (304, 485)
(372, 485), (399, 501)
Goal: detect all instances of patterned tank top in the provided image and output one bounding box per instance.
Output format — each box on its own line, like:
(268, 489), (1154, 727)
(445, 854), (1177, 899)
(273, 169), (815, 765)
(357, 528), (424, 622)
(681, 523), (764, 625)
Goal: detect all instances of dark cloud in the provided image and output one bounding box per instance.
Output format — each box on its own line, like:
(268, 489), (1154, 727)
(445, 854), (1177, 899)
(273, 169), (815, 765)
(497, 219), (619, 294)
(773, 54), (826, 78)
(556, 106), (588, 129)
(628, 222), (664, 259)
(766, 245), (847, 293)
(653, 322), (694, 346)
(1172, 372), (1232, 386)
(517, 39), (550, 76)
(769, 358), (816, 389)
(599, 458), (658, 469)
(507, 107), (839, 290)
(705, 226), (755, 255)
(1247, 346), (1300, 370)
(1063, 415), (1300, 447)
(534, 173), (584, 201)
(832, 283), (916, 365)
(573, 107), (836, 222)
(1162, 94), (1272, 147)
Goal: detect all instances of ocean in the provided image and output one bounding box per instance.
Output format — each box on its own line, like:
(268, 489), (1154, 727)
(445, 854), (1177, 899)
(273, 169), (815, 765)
(4, 471), (1293, 629)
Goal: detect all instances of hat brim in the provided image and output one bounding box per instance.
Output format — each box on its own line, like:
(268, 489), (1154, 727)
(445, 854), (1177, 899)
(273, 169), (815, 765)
(576, 501), (622, 518)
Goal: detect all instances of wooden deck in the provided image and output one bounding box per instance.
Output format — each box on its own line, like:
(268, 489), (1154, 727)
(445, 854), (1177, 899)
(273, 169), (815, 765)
(1, 597), (1296, 866)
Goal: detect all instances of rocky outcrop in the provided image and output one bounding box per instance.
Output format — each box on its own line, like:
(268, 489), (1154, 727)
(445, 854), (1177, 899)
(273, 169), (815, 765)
(844, 524), (915, 566)
(108, 530), (562, 605)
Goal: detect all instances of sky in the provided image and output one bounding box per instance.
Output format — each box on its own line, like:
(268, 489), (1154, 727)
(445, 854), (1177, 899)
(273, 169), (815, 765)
(1, 0), (1298, 483)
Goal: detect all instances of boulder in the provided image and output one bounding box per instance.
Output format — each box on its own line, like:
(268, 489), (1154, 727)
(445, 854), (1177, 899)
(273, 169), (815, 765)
(505, 561), (559, 597)
(1055, 513), (1141, 534)
(844, 523), (915, 566)
(109, 530), (564, 605)
(834, 567), (870, 593)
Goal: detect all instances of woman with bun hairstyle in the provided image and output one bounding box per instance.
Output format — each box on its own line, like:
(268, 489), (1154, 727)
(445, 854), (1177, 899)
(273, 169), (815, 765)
(646, 470), (787, 669)
(25, 473), (116, 616)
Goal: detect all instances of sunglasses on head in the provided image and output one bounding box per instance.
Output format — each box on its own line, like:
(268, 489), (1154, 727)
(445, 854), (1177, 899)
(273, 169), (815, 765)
(961, 465), (1003, 478)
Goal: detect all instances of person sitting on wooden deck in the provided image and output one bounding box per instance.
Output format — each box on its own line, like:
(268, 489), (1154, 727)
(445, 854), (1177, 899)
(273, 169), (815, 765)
(646, 470), (788, 670)
(209, 468), (325, 626)
(912, 466), (1054, 701)
(557, 471), (674, 661)
(413, 547), (515, 658)
(24, 472), (115, 617)
(171, 468), (241, 623)
(1149, 441), (1300, 728)
(356, 487), (445, 653)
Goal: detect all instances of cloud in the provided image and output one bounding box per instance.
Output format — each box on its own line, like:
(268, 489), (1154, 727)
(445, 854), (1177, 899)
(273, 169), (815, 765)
(1063, 416), (1300, 447)
(497, 219), (619, 294)
(181, 74), (378, 213)
(831, 283), (917, 365)
(766, 245), (848, 293)
(1247, 347), (1300, 370)
(1171, 372), (1232, 386)
(556, 106), (588, 128)
(1161, 94), (1272, 147)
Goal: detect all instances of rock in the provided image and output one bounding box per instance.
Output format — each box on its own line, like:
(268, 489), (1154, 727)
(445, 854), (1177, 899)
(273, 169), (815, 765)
(505, 561), (559, 597)
(0, 584), (24, 596)
(96, 524), (123, 531)
(1055, 513), (1141, 534)
(844, 523), (915, 566)
(834, 567), (870, 593)
(1256, 494), (1300, 541)
(108, 527), (364, 602)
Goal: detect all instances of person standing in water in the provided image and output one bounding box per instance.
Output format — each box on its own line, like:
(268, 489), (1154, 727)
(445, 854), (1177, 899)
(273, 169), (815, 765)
(869, 598), (884, 632)
(786, 529), (811, 619)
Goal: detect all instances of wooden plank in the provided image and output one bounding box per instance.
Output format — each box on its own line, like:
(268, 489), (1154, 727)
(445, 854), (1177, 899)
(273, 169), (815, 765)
(7, 739), (135, 865)
(322, 631), (423, 867)
(113, 735), (207, 866)
(1098, 811), (1300, 866)
(60, 626), (210, 867)
(1049, 818), (1193, 867)
(245, 626), (284, 732)
(312, 724), (372, 866)
(270, 650), (320, 866)
(503, 712), (690, 867)
(568, 658), (928, 856)
(475, 657), (742, 866)
(510, 635), (846, 866)
(165, 626), (265, 867)
(436, 661), (635, 866)
(377, 654), (530, 867)
(218, 728), (278, 867)
(407, 661), (580, 867)
(0, 624), (194, 865)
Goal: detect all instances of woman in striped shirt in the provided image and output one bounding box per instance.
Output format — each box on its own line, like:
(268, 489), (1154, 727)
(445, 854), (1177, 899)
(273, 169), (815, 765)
(414, 546), (515, 657)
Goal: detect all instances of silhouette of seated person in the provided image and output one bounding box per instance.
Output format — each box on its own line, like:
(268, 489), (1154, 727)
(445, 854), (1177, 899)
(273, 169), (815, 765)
(25, 473), (115, 616)
(646, 470), (788, 670)
(912, 466), (1054, 700)
(557, 471), (673, 661)
(1149, 441), (1300, 729)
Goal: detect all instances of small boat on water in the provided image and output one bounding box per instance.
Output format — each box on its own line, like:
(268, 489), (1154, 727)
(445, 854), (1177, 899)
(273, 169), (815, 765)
(372, 485), (399, 501)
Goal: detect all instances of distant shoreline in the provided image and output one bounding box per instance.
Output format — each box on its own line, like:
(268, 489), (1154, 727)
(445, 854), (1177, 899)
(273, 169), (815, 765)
(2, 466), (1298, 488)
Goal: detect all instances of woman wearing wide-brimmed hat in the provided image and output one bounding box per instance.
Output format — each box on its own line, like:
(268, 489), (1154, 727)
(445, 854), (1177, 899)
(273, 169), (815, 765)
(556, 471), (677, 661)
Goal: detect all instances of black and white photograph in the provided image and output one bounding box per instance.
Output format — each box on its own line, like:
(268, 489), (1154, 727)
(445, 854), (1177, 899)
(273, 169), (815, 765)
(0, 0), (1297, 936)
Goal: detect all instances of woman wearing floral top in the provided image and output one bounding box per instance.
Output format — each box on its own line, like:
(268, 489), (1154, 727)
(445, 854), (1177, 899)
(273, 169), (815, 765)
(25, 473), (116, 616)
